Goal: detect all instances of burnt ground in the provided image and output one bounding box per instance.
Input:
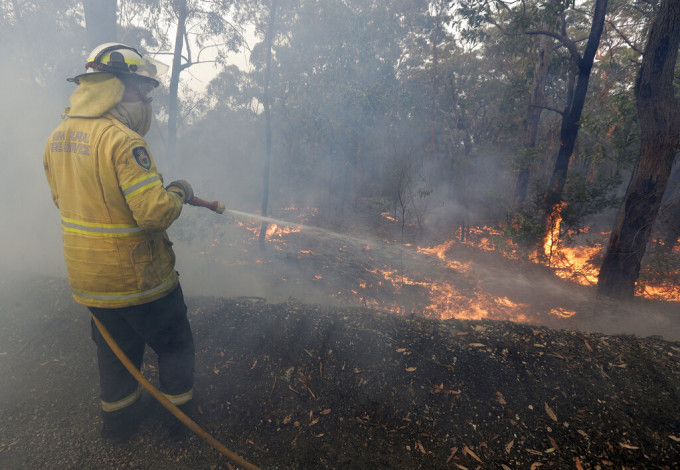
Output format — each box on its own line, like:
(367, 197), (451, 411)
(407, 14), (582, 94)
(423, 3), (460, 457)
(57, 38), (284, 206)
(1, 273), (680, 469)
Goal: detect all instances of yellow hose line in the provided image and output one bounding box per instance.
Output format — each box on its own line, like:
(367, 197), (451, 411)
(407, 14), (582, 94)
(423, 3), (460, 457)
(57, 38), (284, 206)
(91, 313), (262, 470)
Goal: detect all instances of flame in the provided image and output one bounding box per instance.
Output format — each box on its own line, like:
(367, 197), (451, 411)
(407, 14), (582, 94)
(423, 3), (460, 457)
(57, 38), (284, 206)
(203, 205), (679, 324)
(544, 202), (567, 260)
(381, 212), (399, 222)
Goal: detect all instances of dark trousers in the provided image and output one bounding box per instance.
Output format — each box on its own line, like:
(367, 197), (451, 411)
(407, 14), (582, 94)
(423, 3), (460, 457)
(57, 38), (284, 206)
(89, 283), (194, 423)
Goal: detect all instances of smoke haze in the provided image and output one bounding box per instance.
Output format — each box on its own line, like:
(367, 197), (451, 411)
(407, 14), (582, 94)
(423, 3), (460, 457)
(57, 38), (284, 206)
(1, 3), (678, 346)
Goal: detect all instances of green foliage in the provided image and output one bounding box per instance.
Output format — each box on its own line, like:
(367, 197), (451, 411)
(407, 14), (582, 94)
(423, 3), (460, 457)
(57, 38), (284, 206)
(502, 209), (545, 256)
(560, 172), (621, 229)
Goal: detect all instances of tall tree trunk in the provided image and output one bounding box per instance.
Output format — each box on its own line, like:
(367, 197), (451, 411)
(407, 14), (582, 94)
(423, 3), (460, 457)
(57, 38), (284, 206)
(83, 0), (117, 49)
(168, 0), (187, 166)
(258, 0), (277, 251)
(597, 0), (680, 299)
(514, 28), (552, 210)
(540, 0), (608, 246)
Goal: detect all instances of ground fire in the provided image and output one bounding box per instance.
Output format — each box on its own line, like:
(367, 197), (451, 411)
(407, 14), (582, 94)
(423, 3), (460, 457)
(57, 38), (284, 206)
(200, 204), (679, 327)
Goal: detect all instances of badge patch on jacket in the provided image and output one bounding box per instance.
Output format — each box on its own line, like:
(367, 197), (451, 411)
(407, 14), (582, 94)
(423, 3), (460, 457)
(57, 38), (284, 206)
(132, 146), (152, 170)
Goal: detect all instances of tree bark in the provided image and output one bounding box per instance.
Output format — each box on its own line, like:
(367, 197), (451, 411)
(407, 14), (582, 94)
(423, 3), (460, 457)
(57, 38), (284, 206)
(83, 0), (117, 49)
(541, 0), (608, 241)
(168, 0), (187, 166)
(597, 0), (680, 299)
(514, 31), (552, 210)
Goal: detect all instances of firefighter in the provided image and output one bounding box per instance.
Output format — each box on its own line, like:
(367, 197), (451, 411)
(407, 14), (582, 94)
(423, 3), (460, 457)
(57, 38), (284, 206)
(43, 43), (195, 443)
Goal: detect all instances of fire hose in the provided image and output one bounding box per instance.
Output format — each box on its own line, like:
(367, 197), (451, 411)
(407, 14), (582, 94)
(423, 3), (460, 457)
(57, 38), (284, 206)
(90, 196), (261, 470)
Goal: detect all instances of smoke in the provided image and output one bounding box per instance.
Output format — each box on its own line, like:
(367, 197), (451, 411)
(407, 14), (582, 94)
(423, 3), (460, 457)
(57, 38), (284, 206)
(0, 68), (67, 280)
(1, 6), (677, 348)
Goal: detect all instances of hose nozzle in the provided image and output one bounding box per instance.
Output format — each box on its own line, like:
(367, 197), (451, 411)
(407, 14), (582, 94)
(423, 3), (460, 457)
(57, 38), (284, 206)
(188, 197), (225, 214)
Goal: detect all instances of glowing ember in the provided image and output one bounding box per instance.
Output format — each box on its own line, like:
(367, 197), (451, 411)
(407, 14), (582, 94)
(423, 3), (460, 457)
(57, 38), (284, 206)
(549, 307), (577, 318)
(381, 212), (399, 222)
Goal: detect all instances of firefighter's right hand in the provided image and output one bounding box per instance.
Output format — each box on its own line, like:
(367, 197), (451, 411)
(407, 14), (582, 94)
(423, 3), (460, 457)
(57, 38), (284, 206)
(166, 180), (194, 203)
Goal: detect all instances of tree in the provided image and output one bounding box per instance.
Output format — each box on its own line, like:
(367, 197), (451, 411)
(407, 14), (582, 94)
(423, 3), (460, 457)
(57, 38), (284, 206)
(535, 0), (608, 254)
(597, 0), (680, 299)
(83, 0), (117, 48)
(258, 0), (277, 251)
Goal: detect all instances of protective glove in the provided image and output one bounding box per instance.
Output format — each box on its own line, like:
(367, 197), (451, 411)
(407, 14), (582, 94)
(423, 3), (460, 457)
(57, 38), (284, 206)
(166, 180), (194, 203)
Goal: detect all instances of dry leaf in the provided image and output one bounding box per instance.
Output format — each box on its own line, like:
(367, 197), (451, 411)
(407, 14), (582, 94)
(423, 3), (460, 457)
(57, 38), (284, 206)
(314, 433), (325, 438)
(310, 418), (319, 426)
(530, 463), (543, 470)
(584, 340), (593, 351)
(405, 366), (417, 372)
(505, 439), (514, 453)
(463, 446), (483, 463)
(320, 408), (331, 415)
(669, 435), (680, 442)
(496, 391), (507, 405)
(619, 442), (639, 450)
(469, 343), (486, 347)
(446, 447), (458, 463)
(544, 402), (558, 422)
(417, 440), (426, 454)
(575, 457), (584, 470)
(396, 348), (406, 353)
(501, 465), (511, 470)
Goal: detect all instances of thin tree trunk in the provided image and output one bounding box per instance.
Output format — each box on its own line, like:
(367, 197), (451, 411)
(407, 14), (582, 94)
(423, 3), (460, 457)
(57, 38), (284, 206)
(259, 0), (277, 251)
(540, 0), (608, 253)
(514, 30), (552, 210)
(168, 0), (187, 166)
(83, 0), (117, 49)
(598, 0), (680, 299)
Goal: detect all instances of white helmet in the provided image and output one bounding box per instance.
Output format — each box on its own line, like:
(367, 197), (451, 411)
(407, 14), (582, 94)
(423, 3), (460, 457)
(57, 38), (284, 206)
(68, 42), (168, 87)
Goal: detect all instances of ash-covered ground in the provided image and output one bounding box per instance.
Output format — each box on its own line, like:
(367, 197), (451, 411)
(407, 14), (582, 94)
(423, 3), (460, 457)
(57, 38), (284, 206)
(2, 205), (680, 469)
(1, 275), (679, 469)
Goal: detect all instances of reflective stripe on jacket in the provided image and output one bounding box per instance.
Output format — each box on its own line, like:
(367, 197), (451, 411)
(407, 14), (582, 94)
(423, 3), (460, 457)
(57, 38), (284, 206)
(44, 114), (183, 308)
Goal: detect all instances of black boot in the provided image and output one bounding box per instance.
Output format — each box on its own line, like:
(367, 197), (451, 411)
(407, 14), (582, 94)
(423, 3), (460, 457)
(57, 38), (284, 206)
(101, 395), (148, 444)
(164, 400), (195, 442)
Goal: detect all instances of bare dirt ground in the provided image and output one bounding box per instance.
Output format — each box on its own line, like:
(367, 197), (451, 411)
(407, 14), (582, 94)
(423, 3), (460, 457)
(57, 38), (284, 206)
(2, 205), (680, 469)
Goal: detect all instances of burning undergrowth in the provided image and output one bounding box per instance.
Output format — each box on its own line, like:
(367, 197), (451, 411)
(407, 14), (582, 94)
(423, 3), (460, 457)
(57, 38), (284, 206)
(172, 201), (680, 340)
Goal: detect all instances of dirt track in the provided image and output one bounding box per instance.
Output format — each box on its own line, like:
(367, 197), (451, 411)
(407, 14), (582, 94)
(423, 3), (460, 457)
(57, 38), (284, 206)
(1, 275), (679, 469)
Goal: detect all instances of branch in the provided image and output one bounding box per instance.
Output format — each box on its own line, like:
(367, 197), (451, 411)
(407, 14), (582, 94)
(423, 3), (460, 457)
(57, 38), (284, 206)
(525, 29), (581, 61)
(529, 103), (566, 116)
(607, 19), (643, 55)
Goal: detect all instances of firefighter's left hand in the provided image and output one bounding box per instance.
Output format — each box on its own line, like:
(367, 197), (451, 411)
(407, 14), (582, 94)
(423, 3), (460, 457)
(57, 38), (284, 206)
(166, 180), (194, 203)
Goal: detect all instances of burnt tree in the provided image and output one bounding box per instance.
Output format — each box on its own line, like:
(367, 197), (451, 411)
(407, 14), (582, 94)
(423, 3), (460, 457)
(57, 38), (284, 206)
(528, 0), (608, 250)
(597, 0), (680, 299)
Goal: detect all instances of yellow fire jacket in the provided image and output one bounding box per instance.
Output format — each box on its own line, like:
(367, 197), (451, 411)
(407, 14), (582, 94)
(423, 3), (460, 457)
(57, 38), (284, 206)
(44, 80), (184, 308)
